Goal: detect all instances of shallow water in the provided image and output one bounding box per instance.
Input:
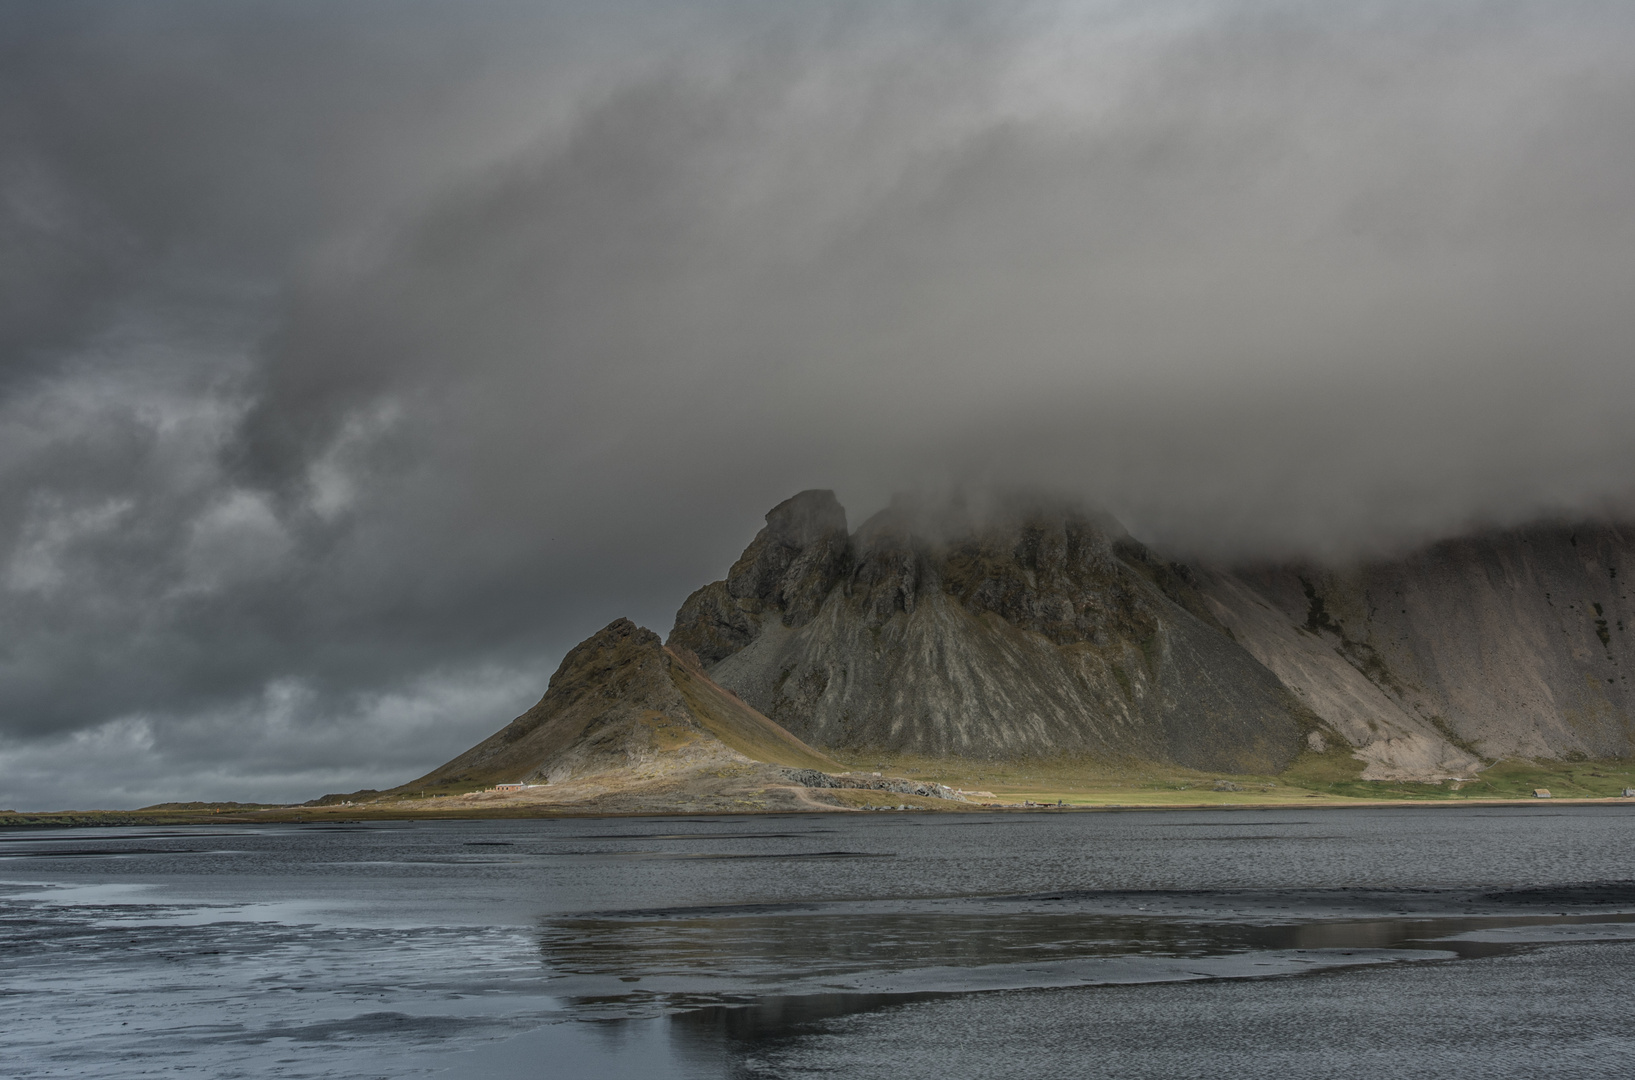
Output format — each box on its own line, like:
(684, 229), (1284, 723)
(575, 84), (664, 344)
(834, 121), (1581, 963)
(2, 806), (1633, 1078)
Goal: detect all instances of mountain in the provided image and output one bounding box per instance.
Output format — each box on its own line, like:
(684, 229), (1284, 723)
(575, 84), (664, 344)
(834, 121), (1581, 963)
(670, 490), (1319, 774)
(402, 618), (844, 810)
(403, 491), (1635, 810)
(671, 491), (1635, 780)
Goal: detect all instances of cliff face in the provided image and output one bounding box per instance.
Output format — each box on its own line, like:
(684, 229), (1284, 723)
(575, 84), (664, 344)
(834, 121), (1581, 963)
(672, 492), (1635, 780)
(671, 492), (1316, 773)
(669, 490), (853, 666)
(1199, 524), (1635, 776)
(407, 617), (837, 790)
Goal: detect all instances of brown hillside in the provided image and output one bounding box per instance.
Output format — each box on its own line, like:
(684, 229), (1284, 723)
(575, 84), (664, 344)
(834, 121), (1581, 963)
(405, 618), (838, 792)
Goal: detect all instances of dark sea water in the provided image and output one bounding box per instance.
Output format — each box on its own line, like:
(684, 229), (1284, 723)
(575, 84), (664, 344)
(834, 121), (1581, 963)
(3, 805), (1634, 1079)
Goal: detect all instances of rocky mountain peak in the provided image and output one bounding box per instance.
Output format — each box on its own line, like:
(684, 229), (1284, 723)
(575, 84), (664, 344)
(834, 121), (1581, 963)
(649, 490), (850, 668)
(669, 489), (1309, 770)
(539, 617), (666, 712)
(935, 508), (1141, 647)
(405, 613), (839, 793)
(724, 489), (851, 619)
(678, 491), (1165, 658)
(764, 489), (849, 547)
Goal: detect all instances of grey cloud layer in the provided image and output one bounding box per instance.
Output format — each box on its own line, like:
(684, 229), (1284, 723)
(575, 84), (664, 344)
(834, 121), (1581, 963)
(3, 0), (1633, 807)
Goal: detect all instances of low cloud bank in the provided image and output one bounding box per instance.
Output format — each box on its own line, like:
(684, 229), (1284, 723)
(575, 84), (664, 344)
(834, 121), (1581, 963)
(4, 1), (1634, 806)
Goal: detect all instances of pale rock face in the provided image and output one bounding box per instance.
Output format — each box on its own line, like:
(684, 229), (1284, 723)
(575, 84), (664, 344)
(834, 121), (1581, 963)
(1195, 568), (1483, 780)
(1199, 524), (1635, 777)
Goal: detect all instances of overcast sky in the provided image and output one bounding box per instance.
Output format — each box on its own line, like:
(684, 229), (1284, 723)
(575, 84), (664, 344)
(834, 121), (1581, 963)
(4, 0), (1634, 809)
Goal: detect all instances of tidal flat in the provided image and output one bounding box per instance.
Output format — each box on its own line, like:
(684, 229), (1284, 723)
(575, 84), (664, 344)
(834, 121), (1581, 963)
(3, 806), (1633, 1078)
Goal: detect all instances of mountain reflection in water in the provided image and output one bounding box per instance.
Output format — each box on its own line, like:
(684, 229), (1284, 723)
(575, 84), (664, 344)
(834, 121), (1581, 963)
(2, 807), (1633, 1078)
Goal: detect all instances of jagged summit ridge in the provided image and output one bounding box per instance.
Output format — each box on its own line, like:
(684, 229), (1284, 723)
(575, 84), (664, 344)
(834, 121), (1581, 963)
(727, 489), (851, 624)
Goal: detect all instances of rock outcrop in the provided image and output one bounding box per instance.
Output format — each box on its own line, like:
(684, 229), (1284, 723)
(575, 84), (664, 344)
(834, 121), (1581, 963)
(781, 768), (965, 800)
(670, 490), (853, 665)
(672, 492), (1320, 774)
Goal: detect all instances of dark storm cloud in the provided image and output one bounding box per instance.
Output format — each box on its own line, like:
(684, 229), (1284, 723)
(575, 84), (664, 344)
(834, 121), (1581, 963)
(4, 0), (1634, 807)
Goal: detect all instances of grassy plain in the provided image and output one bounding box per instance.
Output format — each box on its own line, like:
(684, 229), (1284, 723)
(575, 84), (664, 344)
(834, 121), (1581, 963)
(828, 749), (1635, 808)
(4, 755), (1635, 827)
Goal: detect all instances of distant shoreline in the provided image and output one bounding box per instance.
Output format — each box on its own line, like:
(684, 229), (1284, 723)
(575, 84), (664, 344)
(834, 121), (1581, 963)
(5, 795), (1634, 829)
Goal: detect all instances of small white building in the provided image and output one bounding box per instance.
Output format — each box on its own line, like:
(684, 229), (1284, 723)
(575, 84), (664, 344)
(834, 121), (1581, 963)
(495, 782), (526, 791)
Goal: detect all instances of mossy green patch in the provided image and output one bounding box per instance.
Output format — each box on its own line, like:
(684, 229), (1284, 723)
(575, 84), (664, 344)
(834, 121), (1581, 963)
(1438, 759), (1635, 800)
(829, 748), (1635, 808)
(1278, 742), (1368, 791)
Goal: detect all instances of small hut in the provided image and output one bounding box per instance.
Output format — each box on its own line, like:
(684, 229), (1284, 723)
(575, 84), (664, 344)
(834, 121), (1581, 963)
(1532, 788), (1552, 799)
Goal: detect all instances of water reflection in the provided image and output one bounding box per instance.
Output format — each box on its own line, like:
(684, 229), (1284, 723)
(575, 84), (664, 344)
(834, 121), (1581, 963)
(539, 905), (1635, 1040)
(7, 811), (1635, 1079)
